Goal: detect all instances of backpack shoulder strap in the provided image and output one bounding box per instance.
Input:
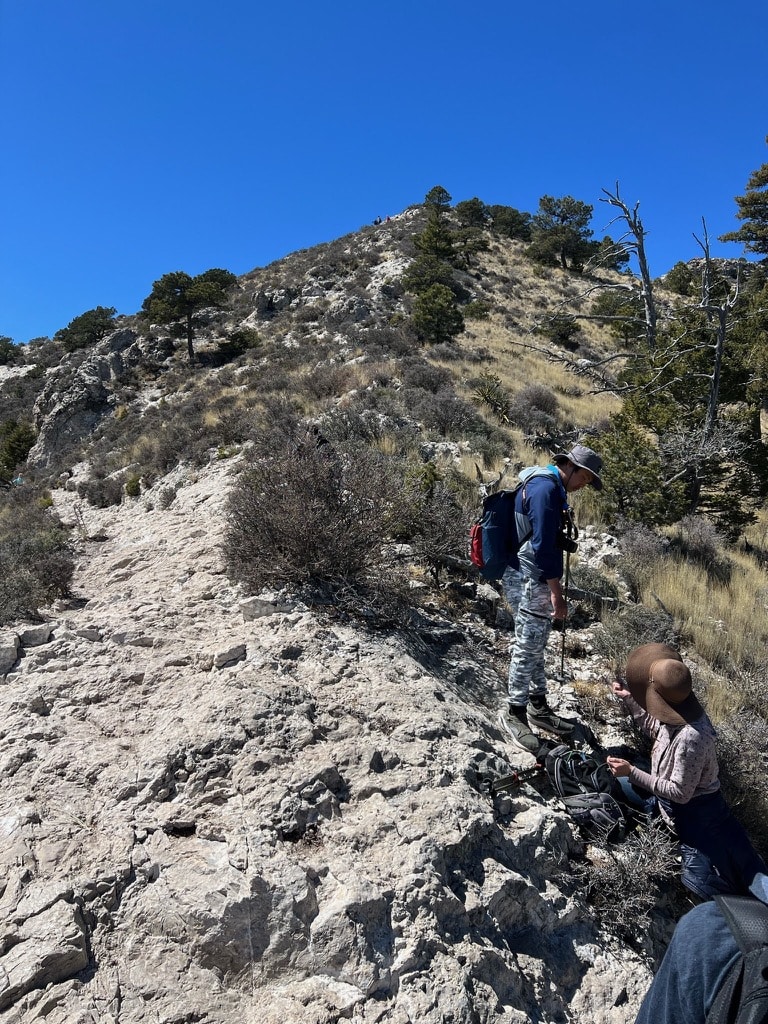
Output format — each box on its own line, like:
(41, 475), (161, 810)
(706, 897), (768, 1024)
(715, 895), (768, 955)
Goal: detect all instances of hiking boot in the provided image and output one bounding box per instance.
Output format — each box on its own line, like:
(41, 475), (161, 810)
(498, 704), (540, 755)
(527, 698), (576, 737)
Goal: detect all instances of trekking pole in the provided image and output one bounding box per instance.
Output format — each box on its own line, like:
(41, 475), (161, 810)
(560, 546), (571, 679)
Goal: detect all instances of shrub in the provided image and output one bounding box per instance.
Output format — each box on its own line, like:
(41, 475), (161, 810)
(77, 473), (125, 508)
(0, 488), (73, 623)
(463, 300), (492, 320)
(615, 521), (668, 600)
(507, 384), (560, 436)
(569, 563), (620, 608)
(224, 439), (398, 594)
(125, 474), (141, 497)
(400, 358), (452, 393)
(573, 821), (680, 943)
(410, 389), (484, 437)
(217, 327), (261, 360)
(389, 466), (468, 580)
(714, 685), (768, 856)
(592, 604), (678, 667)
(670, 514), (732, 584)
(303, 363), (357, 400)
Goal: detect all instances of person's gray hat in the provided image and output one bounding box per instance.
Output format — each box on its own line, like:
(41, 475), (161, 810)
(553, 444), (603, 490)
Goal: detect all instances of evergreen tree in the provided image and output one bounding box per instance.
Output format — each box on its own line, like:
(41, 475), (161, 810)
(141, 269), (237, 362)
(424, 185), (452, 212)
(412, 284), (465, 344)
(401, 255), (458, 295)
(486, 204), (532, 241)
(0, 421), (36, 482)
(54, 306), (117, 353)
(591, 290), (645, 346)
(0, 336), (19, 365)
(719, 136), (768, 255)
(587, 412), (676, 525)
(454, 198), (488, 228)
(527, 195), (595, 270)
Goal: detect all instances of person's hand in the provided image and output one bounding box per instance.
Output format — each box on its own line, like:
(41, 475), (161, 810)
(607, 756), (632, 778)
(551, 594), (567, 620)
(611, 677), (631, 699)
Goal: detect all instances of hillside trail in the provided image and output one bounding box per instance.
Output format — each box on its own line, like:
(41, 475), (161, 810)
(0, 459), (660, 1023)
(52, 457), (244, 660)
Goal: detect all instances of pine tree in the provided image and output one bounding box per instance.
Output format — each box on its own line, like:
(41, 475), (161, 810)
(141, 269), (237, 362)
(719, 137), (768, 255)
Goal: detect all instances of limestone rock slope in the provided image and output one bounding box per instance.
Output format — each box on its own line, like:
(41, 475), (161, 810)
(0, 457), (653, 1022)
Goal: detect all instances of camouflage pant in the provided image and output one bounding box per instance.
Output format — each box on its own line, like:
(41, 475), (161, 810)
(503, 569), (552, 705)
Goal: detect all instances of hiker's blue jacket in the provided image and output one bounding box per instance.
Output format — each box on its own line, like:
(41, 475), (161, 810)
(514, 465), (568, 583)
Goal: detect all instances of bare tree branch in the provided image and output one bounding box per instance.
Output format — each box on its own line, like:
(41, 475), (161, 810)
(600, 184), (658, 352)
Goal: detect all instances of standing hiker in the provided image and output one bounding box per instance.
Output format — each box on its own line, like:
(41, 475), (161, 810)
(498, 443), (603, 754)
(607, 642), (768, 899)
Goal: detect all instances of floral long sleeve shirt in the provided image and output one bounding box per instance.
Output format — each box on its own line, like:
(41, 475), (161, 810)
(620, 692), (720, 807)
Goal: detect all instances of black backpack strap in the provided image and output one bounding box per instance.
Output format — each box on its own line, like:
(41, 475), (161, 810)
(715, 895), (768, 955)
(706, 897), (768, 1024)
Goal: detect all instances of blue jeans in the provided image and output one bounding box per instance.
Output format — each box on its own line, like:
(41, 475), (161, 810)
(662, 790), (768, 898)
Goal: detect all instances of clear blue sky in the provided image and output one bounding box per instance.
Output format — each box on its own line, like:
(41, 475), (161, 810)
(1, 0), (767, 343)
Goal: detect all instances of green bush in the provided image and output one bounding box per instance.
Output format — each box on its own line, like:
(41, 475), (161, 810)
(125, 474), (141, 497)
(463, 300), (492, 320)
(0, 336), (20, 365)
(412, 284), (465, 344)
(535, 313), (580, 348)
(0, 488), (73, 623)
(54, 306), (117, 352)
(77, 474), (125, 508)
(0, 421), (36, 482)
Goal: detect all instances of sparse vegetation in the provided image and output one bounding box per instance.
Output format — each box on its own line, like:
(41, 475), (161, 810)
(3, 177), (768, 927)
(0, 487), (74, 623)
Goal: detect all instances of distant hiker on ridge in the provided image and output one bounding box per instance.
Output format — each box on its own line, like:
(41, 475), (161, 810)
(498, 444), (603, 754)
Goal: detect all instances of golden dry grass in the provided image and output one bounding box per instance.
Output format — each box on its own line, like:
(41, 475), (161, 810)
(639, 549), (768, 694)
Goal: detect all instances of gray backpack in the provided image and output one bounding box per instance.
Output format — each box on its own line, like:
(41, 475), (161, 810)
(544, 744), (627, 843)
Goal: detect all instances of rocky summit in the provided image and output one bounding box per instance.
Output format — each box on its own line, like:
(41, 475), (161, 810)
(0, 451), (658, 1024)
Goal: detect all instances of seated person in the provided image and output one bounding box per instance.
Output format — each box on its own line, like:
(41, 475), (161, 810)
(607, 642), (767, 899)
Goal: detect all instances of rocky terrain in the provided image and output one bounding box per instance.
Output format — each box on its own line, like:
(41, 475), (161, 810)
(0, 202), (706, 1022)
(0, 446), (665, 1024)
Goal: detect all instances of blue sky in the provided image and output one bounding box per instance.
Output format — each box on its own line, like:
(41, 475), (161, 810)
(1, 0), (767, 343)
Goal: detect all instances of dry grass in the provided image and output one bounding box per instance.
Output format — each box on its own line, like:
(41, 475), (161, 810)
(640, 549), (768, 683)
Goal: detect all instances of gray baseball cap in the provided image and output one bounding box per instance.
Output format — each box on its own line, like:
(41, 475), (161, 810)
(553, 444), (603, 490)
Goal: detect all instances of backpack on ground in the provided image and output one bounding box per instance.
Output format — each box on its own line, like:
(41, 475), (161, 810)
(544, 744), (627, 843)
(469, 482), (527, 580)
(706, 895), (768, 1024)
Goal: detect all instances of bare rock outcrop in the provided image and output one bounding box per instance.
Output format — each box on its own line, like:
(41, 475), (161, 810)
(0, 457), (655, 1022)
(25, 328), (156, 468)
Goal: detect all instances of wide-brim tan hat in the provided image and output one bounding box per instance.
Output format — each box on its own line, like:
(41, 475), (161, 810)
(624, 642), (704, 727)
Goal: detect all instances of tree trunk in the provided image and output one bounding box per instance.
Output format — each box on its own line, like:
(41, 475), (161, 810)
(186, 314), (195, 363)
